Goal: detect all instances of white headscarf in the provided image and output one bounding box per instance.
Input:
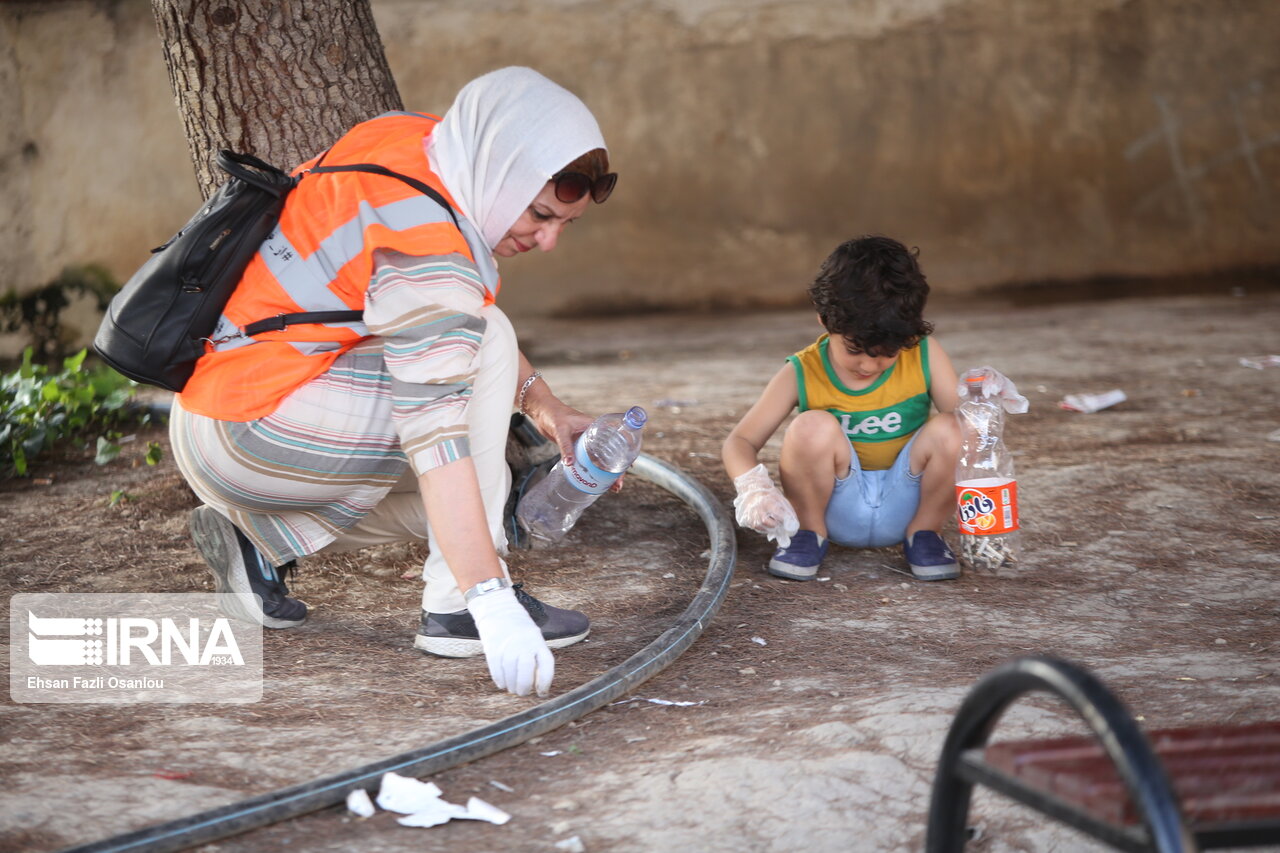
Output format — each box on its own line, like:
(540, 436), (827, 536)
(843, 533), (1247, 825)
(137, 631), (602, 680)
(427, 67), (607, 251)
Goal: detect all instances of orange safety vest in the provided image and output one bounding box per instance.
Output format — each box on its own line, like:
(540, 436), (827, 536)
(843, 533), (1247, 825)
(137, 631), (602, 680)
(179, 112), (498, 422)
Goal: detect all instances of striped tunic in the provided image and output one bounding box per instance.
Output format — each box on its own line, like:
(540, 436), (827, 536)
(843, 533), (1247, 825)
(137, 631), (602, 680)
(169, 247), (493, 564)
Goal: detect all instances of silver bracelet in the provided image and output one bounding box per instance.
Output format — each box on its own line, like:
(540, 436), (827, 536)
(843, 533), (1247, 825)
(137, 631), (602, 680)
(463, 576), (511, 604)
(517, 371), (543, 415)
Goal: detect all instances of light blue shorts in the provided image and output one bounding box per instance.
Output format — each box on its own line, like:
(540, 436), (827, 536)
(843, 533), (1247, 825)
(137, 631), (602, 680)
(824, 434), (921, 548)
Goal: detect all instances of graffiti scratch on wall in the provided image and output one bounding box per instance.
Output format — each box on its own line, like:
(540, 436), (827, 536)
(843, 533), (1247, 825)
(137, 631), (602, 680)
(1126, 79), (1278, 231)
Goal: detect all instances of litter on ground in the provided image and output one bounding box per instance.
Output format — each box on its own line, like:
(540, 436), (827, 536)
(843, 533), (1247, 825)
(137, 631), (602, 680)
(351, 771), (512, 829)
(1059, 389), (1127, 413)
(345, 788), (375, 818)
(610, 696), (707, 707)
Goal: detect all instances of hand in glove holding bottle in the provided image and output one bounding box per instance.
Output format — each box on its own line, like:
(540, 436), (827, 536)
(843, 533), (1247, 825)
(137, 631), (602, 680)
(732, 463), (800, 548)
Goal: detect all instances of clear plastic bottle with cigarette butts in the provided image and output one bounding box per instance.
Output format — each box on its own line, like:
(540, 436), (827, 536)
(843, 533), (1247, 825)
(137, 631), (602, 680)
(955, 373), (1020, 571)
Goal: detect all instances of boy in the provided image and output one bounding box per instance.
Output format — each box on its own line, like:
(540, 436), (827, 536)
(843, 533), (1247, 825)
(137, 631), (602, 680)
(722, 235), (963, 581)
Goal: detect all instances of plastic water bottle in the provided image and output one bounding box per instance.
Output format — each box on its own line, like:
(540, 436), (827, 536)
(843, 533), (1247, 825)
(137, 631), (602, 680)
(955, 376), (1019, 571)
(516, 406), (647, 547)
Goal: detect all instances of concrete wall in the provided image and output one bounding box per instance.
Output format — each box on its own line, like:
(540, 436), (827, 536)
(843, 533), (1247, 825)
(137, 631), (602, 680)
(3, 0), (1278, 340)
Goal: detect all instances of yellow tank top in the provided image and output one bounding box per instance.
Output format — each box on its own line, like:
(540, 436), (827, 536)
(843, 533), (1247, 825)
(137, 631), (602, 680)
(787, 335), (932, 470)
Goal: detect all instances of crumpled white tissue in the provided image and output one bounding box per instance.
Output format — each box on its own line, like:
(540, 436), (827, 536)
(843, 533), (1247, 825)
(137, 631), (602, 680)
(374, 772), (512, 828)
(396, 799), (471, 828)
(376, 772), (443, 814)
(461, 796), (512, 825)
(397, 796), (510, 827)
(346, 788), (376, 818)
(1059, 389), (1126, 413)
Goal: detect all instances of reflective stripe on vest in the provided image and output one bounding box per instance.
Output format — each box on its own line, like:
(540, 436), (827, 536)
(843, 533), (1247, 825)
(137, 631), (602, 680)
(209, 193), (461, 353)
(179, 112), (498, 421)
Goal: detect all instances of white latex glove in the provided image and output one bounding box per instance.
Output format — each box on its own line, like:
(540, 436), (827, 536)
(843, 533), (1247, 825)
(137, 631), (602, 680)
(732, 463), (800, 548)
(958, 366), (1030, 414)
(467, 587), (554, 697)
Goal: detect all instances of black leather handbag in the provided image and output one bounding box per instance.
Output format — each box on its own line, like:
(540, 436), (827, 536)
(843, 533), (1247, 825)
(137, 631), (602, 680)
(94, 149), (454, 391)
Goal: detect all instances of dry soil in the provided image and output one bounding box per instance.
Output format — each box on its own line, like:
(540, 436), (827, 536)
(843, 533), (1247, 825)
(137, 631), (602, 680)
(2, 284), (1278, 852)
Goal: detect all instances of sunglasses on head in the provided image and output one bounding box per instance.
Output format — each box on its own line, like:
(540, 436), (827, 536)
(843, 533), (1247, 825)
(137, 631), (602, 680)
(552, 170), (617, 204)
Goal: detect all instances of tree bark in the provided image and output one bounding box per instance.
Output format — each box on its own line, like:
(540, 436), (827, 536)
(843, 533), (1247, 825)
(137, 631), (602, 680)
(150, 0), (403, 199)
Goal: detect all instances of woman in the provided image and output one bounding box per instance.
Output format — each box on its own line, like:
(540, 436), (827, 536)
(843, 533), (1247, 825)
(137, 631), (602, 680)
(169, 67), (618, 698)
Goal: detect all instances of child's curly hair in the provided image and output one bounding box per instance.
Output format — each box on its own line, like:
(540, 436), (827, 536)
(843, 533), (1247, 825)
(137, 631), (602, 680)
(807, 235), (934, 355)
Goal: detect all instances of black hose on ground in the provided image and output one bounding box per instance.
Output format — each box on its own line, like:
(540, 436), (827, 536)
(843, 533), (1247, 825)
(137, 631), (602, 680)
(62, 453), (737, 853)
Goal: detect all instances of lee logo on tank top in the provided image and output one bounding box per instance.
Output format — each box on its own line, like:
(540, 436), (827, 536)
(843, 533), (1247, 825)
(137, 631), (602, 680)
(837, 410), (903, 438)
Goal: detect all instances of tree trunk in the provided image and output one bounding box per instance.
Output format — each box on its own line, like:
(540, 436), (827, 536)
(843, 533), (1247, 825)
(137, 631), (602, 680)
(150, 0), (403, 199)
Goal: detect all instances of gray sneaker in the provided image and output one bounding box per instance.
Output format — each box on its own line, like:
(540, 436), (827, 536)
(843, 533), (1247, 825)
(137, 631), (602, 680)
(190, 506), (307, 628)
(414, 583), (589, 658)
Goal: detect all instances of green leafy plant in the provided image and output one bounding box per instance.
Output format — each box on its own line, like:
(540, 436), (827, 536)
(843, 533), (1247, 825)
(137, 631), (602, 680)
(0, 347), (150, 477)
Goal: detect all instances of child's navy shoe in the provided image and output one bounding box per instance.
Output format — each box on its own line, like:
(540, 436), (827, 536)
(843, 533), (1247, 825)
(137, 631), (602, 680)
(903, 530), (960, 581)
(767, 530), (828, 580)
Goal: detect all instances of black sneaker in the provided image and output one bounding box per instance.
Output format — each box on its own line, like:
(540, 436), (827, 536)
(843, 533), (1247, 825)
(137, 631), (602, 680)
(190, 505), (307, 628)
(414, 583), (589, 658)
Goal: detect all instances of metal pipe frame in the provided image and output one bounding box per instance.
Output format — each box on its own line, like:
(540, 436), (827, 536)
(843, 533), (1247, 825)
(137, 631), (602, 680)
(924, 655), (1197, 853)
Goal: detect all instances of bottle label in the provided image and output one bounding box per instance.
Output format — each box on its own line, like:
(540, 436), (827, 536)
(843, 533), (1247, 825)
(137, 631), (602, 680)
(563, 440), (620, 495)
(956, 478), (1019, 535)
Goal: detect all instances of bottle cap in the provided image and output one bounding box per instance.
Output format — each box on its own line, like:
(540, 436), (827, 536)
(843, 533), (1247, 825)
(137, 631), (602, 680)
(624, 406), (647, 429)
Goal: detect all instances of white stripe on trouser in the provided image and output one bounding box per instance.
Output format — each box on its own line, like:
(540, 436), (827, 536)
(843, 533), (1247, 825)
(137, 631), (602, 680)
(321, 303), (517, 614)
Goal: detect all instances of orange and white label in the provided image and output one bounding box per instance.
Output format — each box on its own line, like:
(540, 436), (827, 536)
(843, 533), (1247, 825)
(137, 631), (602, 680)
(956, 478), (1019, 535)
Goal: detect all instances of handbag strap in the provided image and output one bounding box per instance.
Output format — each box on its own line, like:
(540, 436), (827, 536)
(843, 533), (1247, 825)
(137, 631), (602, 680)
(215, 150), (297, 197)
(307, 162), (459, 227)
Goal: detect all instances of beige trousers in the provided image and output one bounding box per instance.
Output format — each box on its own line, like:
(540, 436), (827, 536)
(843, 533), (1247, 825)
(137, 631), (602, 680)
(321, 304), (517, 614)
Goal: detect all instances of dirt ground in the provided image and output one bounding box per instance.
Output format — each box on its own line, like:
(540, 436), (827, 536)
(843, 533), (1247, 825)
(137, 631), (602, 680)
(2, 282), (1279, 852)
